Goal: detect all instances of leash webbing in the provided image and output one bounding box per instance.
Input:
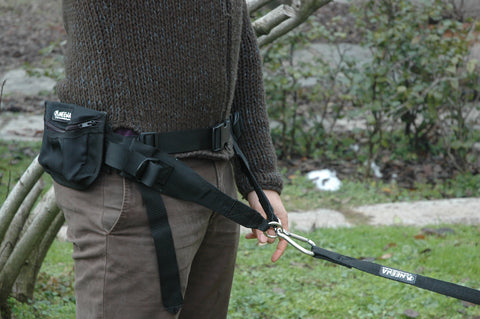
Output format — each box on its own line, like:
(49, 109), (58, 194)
(232, 113), (279, 225)
(312, 245), (480, 305)
(104, 132), (273, 232)
(272, 224), (480, 305)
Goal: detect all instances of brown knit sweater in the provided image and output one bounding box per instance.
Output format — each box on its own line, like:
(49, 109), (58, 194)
(57, 0), (282, 196)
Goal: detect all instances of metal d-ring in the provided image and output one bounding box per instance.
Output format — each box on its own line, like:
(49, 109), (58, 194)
(264, 221), (282, 239)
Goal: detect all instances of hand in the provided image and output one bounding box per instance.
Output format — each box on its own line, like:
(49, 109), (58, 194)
(246, 190), (288, 262)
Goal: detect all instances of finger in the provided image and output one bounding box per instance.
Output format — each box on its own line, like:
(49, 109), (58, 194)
(245, 232), (257, 240)
(245, 228), (275, 245)
(262, 228), (276, 244)
(255, 229), (271, 244)
(245, 229), (268, 243)
(271, 238), (289, 262)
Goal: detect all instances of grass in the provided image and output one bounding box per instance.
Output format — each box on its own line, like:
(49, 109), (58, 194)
(0, 140), (43, 202)
(281, 172), (480, 213)
(7, 225), (480, 318)
(9, 240), (75, 319)
(230, 225), (480, 319)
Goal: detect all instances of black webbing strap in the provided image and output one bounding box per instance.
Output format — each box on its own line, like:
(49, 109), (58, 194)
(138, 117), (232, 153)
(229, 112), (277, 224)
(312, 245), (480, 304)
(136, 184), (183, 314)
(104, 135), (272, 231)
(103, 129), (275, 313)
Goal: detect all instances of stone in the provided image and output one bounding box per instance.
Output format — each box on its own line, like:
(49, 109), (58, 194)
(1, 69), (56, 96)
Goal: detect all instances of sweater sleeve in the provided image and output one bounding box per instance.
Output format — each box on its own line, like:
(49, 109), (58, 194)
(231, 3), (283, 198)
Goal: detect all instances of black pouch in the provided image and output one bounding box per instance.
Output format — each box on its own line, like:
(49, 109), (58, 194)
(38, 101), (107, 190)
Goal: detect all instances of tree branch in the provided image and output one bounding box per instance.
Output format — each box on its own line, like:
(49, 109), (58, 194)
(0, 179), (45, 271)
(252, 5), (296, 37)
(0, 80), (5, 113)
(12, 210), (65, 302)
(0, 156), (44, 244)
(253, 0), (333, 47)
(0, 187), (60, 303)
(247, 0), (276, 13)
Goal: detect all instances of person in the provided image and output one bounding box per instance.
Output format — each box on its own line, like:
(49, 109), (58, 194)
(51, 1), (288, 318)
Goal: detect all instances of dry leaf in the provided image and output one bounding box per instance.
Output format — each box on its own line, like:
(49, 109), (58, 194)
(404, 309), (419, 318)
(383, 242), (397, 251)
(379, 253), (393, 260)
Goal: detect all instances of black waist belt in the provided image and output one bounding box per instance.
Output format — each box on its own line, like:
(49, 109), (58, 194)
(103, 114), (277, 314)
(138, 116), (235, 153)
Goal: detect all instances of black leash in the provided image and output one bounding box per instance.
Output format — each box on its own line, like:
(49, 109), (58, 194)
(267, 222), (480, 305)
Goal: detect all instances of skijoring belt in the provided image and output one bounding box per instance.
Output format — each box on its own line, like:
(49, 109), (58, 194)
(103, 134), (277, 314)
(38, 101), (278, 314)
(39, 101), (479, 312)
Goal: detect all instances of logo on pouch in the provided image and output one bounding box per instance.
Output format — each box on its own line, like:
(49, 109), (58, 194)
(53, 109), (72, 122)
(380, 267), (416, 284)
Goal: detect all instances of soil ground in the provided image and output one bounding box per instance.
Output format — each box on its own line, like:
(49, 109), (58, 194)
(0, 0), (64, 112)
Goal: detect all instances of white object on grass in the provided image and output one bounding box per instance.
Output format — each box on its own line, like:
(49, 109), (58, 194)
(307, 169), (342, 191)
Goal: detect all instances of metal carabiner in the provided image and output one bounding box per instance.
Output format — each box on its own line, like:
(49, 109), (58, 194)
(265, 221), (316, 256)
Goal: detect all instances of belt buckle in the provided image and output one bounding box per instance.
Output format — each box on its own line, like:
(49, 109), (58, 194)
(139, 132), (159, 147)
(211, 120), (230, 152)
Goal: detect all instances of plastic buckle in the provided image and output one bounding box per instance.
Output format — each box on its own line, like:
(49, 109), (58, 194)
(211, 120), (231, 152)
(139, 132), (158, 147)
(134, 157), (157, 181)
(134, 156), (173, 188)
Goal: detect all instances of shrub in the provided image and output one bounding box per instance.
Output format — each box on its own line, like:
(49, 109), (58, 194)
(263, 0), (480, 177)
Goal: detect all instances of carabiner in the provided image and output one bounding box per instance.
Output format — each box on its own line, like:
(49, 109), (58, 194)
(266, 221), (316, 256)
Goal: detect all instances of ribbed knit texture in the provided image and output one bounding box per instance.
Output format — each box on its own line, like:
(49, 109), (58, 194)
(58, 0), (282, 196)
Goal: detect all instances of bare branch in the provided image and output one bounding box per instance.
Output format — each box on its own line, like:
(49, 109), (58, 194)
(13, 210), (65, 302)
(0, 187), (60, 302)
(247, 0), (276, 13)
(252, 5), (296, 37)
(254, 0), (333, 47)
(0, 156), (44, 244)
(0, 80), (5, 112)
(0, 179), (45, 271)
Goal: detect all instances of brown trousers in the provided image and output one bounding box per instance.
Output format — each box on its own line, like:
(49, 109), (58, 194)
(54, 159), (240, 319)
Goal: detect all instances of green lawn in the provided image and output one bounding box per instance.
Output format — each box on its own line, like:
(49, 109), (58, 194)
(9, 224), (480, 318)
(230, 225), (480, 319)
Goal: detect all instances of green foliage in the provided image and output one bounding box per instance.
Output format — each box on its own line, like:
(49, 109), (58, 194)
(349, 0), (480, 173)
(263, 0), (480, 175)
(0, 140), (42, 201)
(262, 23), (352, 160)
(9, 240), (75, 319)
